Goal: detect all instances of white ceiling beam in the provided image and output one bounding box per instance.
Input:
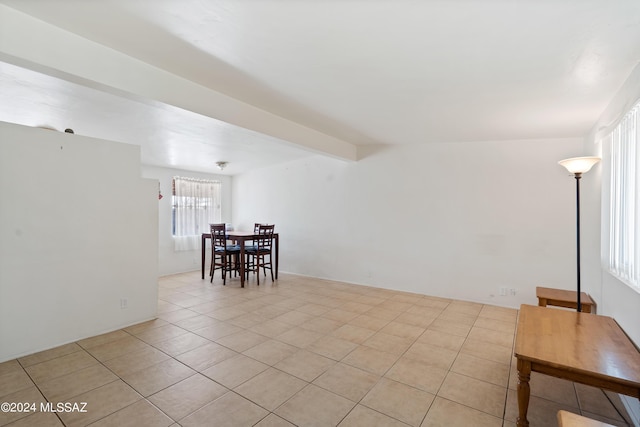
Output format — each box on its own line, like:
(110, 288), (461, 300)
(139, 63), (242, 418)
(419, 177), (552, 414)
(0, 5), (357, 161)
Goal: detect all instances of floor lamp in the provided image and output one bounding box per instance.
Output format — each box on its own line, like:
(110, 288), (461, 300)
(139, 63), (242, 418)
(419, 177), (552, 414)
(558, 156), (601, 312)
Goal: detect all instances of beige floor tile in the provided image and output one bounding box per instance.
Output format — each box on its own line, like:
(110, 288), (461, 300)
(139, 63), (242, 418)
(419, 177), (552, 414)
(0, 368), (33, 398)
(151, 331), (211, 356)
(172, 314), (220, 331)
(421, 397), (503, 427)
(379, 321), (425, 340)
(338, 404), (411, 427)
(249, 319), (295, 338)
(272, 310), (316, 325)
(255, 413), (296, 427)
(364, 306), (402, 321)
(378, 300), (413, 312)
(85, 335), (151, 362)
(473, 316), (516, 334)
(242, 339), (299, 366)
(299, 316), (344, 334)
(307, 335), (359, 361)
(323, 308), (361, 323)
(87, 399), (174, 427)
(405, 305), (444, 318)
(235, 368), (307, 411)
(313, 362), (379, 402)
(385, 357), (448, 394)
(38, 364), (118, 402)
(180, 391), (269, 427)
(341, 345), (399, 376)
(438, 372), (506, 418)
(415, 296), (451, 310)
(123, 318), (169, 335)
(526, 372), (579, 408)
(0, 359), (22, 376)
(575, 383), (626, 421)
(297, 303), (331, 316)
(4, 411), (64, 427)
(331, 324), (376, 344)
(215, 329), (269, 352)
(148, 373), (228, 421)
(478, 305), (518, 323)
(361, 332), (414, 356)
(416, 329), (466, 351)
(120, 358), (196, 397)
(459, 338), (512, 365)
(133, 324), (189, 344)
(445, 301), (483, 316)
(348, 314), (391, 331)
(467, 326), (514, 348)
(201, 354), (269, 388)
(56, 380), (142, 427)
(253, 305), (291, 319)
(427, 319), (472, 337)
(504, 388), (579, 426)
(174, 341), (237, 371)
(103, 346), (170, 377)
(17, 343), (83, 368)
(361, 378), (435, 426)
(403, 342), (457, 370)
(157, 308), (200, 323)
(275, 384), (356, 427)
(394, 312), (437, 328)
(450, 353), (510, 387)
(25, 350), (98, 384)
(340, 301), (375, 314)
(436, 311), (478, 327)
(275, 327), (323, 348)
(192, 322), (243, 341)
(0, 386), (47, 425)
(274, 349), (336, 382)
(227, 313), (271, 328)
(76, 330), (131, 350)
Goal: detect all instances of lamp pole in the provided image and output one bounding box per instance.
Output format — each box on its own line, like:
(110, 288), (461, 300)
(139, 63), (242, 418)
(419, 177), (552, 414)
(574, 172), (582, 312)
(558, 156), (600, 313)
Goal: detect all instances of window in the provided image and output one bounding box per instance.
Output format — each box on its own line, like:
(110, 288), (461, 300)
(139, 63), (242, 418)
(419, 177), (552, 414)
(172, 176), (221, 251)
(605, 100), (640, 292)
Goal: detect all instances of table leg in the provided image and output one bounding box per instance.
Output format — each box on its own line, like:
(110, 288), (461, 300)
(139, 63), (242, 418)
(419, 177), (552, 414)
(275, 234), (279, 280)
(201, 234), (206, 280)
(516, 358), (531, 427)
(239, 239), (245, 288)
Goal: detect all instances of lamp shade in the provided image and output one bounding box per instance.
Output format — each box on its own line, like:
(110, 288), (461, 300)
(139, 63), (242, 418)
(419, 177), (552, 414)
(558, 156), (601, 174)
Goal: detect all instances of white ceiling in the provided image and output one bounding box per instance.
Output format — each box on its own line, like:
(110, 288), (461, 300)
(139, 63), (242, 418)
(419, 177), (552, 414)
(1, 0), (639, 174)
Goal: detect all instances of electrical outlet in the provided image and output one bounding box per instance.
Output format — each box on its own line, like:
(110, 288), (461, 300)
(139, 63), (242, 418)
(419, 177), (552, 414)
(510, 288), (517, 296)
(499, 287), (507, 296)
(120, 298), (128, 309)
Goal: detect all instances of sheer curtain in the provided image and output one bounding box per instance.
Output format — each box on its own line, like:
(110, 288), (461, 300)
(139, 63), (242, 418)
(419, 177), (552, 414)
(173, 177), (221, 251)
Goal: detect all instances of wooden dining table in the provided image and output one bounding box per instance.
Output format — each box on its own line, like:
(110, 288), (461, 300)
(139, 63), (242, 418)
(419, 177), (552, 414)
(514, 304), (640, 427)
(201, 230), (279, 287)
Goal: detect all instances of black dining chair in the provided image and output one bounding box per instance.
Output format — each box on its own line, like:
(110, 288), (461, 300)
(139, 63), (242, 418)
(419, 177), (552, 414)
(245, 224), (275, 285)
(210, 223), (241, 285)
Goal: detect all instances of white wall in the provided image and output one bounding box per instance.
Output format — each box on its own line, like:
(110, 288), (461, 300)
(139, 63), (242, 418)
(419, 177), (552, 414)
(0, 122), (158, 362)
(141, 165), (232, 276)
(232, 137), (585, 308)
(587, 64), (640, 426)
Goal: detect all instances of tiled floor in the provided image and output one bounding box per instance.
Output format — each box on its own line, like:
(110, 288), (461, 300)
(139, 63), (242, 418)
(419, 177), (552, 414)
(0, 272), (633, 427)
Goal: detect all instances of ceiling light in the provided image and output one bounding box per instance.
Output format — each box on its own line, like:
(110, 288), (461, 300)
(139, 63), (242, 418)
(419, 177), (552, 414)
(216, 161), (228, 171)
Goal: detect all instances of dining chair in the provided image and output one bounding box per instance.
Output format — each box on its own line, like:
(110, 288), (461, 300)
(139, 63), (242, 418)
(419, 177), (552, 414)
(210, 223), (241, 285)
(245, 224), (275, 285)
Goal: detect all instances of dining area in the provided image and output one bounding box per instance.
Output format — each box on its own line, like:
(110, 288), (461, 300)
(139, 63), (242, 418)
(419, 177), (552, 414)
(200, 224), (280, 287)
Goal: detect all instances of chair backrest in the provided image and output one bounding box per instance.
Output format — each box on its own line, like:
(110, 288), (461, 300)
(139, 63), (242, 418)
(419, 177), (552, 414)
(256, 224), (275, 251)
(210, 223), (227, 249)
(253, 223), (263, 233)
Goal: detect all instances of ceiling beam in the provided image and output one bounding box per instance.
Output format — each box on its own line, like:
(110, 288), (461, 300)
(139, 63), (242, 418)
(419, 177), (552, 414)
(0, 5), (357, 161)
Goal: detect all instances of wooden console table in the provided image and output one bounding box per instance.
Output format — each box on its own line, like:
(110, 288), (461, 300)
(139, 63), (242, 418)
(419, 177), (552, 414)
(514, 305), (640, 427)
(536, 286), (595, 313)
